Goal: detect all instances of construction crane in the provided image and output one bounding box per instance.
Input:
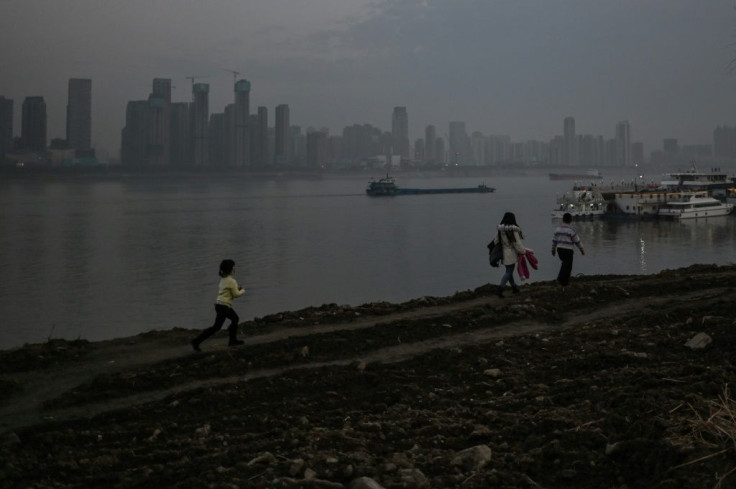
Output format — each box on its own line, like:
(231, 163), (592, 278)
(223, 69), (240, 86)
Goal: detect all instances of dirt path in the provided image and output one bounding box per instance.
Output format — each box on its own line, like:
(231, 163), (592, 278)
(1, 284), (718, 434)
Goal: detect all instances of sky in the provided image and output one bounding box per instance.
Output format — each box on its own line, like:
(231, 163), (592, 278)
(1, 0), (736, 158)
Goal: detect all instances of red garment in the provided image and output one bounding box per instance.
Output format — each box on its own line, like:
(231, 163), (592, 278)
(525, 249), (538, 270)
(517, 254), (530, 280)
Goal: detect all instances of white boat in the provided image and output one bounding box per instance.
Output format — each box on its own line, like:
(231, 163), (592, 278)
(660, 162), (735, 194)
(552, 185), (607, 219)
(657, 191), (734, 219)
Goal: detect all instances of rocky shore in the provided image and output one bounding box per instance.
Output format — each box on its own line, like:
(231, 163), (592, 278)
(1, 264), (735, 488)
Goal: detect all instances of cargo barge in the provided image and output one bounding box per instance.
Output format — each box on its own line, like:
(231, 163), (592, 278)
(366, 176), (495, 196)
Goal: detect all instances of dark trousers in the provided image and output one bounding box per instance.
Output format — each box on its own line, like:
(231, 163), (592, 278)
(556, 248), (574, 286)
(193, 304), (240, 345)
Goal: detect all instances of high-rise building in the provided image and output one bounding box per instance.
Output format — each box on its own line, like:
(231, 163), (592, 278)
(470, 132), (485, 165)
(563, 116), (577, 166)
(274, 104), (290, 165)
(169, 102), (190, 167)
(121, 100), (148, 166)
(256, 106), (268, 167)
(192, 83), (210, 167)
(424, 125), (436, 163)
(66, 78), (92, 153)
(663, 138), (679, 154)
(579, 134), (600, 167)
(147, 78), (171, 166)
(21, 96), (47, 151)
(435, 137), (446, 165)
(232, 79), (251, 167)
(615, 121), (631, 167)
(306, 130), (328, 168)
(714, 125), (736, 160)
(631, 142), (644, 164)
(209, 112), (227, 167)
(0, 96), (12, 159)
(449, 121), (468, 165)
(414, 138), (425, 162)
(391, 106), (409, 159)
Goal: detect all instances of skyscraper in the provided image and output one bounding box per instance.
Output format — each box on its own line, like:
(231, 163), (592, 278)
(147, 78), (171, 166)
(169, 102), (190, 167)
(0, 96), (12, 159)
(449, 121), (468, 165)
(563, 116), (577, 166)
(21, 96), (47, 151)
(121, 100), (148, 166)
(306, 130), (328, 168)
(424, 124), (436, 164)
(391, 106), (409, 159)
(192, 83), (210, 167)
(256, 106), (268, 167)
(66, 78), (92, 153)
(615, 121), (631, 167)
(232, 79), (251, 167)
(714, 125), (736, 160)
(274, 104), (290, 165)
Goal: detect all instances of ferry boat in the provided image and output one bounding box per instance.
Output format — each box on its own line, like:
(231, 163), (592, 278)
(657, 192), (734, 219)
(552, 185), (606, 219)
(660, 163), (734, 191)
(549, 169), (603, 181)
(366, 176), (494, 196)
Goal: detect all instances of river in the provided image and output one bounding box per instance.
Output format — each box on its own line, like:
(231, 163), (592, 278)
(1, 169), (734, 349)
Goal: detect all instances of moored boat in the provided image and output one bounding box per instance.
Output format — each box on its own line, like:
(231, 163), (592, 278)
(552, 185), (606, 219)
(657, 192), (733, 219)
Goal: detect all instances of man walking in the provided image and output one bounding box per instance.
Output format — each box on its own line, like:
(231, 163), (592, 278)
(552, 213), (585, 287)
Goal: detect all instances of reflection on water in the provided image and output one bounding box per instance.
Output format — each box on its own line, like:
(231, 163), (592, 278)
(570, 216), (735, 275)
(0, 175), (734, 349)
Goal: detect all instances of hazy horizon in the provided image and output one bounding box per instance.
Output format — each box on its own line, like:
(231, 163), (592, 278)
(2, 1), (735, 157)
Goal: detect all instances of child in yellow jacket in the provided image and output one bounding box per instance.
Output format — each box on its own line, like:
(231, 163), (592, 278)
(192, 259), (246, 351)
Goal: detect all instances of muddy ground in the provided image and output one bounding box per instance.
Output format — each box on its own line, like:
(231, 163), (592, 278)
(1, 264), (735, 489)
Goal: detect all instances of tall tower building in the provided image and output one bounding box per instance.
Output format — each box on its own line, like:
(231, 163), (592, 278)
(0, 96), (12, 159)
(306, 130), (328, 168)
(435, 137), (446, 165)
(615, 121), (631, 167)
(424, 124), (436, 163)
(121, 100), (148, 166)
(714, 125), (736, 160)
(391, 106), (409, 159)
(169, 102), (190, 167)
(147, 78), (171, 166)
(66, 78), (92, 153)
(231, 79), (251, 167)
(192, 83), (210, 167)
(256, 106), (269, 167)
(274, 104), (290, 165)
(449, 121), (468, 165)
(563, 116), (577, 166)
(21, 96), (47, 151)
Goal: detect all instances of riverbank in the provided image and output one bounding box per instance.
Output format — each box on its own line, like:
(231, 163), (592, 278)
(1, 265), (735, 488)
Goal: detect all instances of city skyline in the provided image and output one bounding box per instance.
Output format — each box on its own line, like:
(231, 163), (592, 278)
(1, 1), (736, 156)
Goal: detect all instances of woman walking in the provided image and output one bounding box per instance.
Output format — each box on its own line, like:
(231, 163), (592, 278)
(191, 259), (246, 351)
(491, 212), (527, 298)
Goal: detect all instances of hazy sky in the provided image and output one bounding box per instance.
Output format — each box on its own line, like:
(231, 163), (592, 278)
(1, 0), (735, 157)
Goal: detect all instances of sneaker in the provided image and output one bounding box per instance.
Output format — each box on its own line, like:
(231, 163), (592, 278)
(191, 340), (201, 352)
(496, 288), (504, 299)
(229, 340), (244, 347)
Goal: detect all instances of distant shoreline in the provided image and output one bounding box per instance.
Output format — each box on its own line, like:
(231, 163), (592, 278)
(0, 162), (704, 181)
